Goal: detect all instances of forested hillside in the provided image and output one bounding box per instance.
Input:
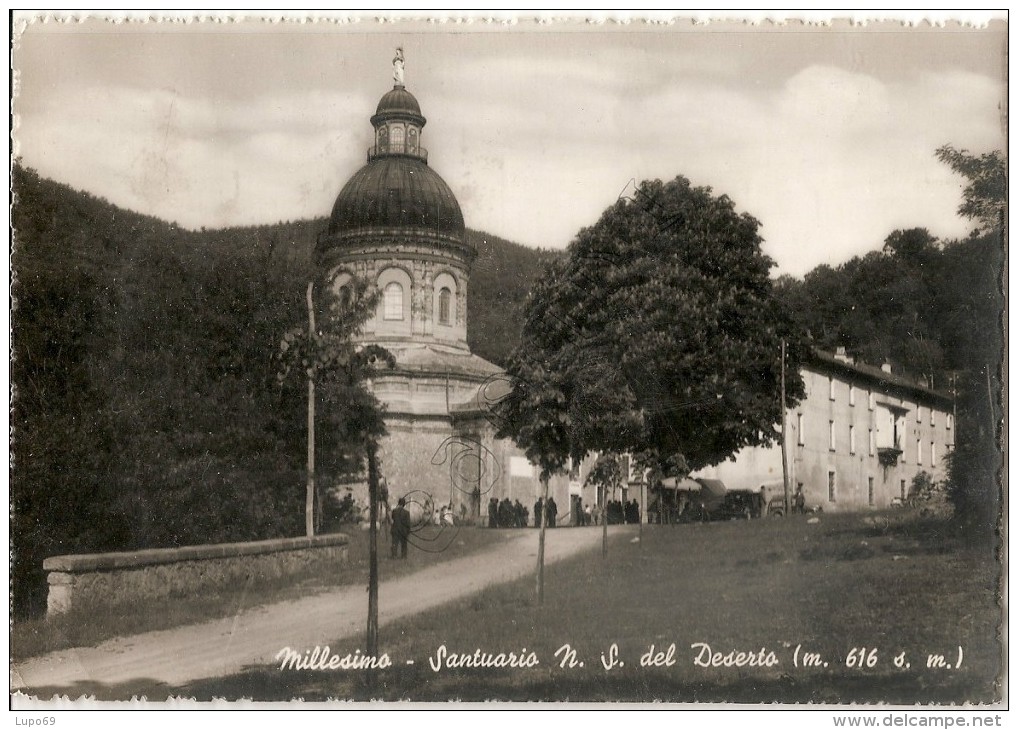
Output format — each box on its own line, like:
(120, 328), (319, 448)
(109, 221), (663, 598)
(10, 166), (553, 616)
(10, 147), (1003, 617)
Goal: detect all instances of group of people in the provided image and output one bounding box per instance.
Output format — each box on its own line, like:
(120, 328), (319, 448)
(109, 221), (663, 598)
(534, 497), (558, 528)
(487, 497), (531, 528)
(606, 499), (641, 525)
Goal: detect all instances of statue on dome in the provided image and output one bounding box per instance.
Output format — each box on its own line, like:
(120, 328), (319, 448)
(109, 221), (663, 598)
(393, 47), (405, 86)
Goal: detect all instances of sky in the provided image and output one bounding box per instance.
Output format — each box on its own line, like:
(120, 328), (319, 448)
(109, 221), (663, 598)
(12, 13), (1007, 276)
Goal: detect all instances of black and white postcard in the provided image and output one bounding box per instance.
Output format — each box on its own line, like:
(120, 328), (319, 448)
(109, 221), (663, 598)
(9, 11), (1007, 716)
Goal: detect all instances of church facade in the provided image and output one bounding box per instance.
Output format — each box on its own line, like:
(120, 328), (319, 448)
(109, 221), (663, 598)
(315, 65), (584, 523)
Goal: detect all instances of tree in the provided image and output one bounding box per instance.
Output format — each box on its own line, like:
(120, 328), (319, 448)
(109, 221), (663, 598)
(491, 348), (572, 605)
(500, 176), (805, 476)
(936, 145), (1006, 235)
(933, 146), (1005, 531)
(277, 276), (393, 535)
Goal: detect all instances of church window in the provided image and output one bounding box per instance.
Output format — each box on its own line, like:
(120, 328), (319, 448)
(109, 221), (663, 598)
(383, 282), (404, 320)
(438, 287), (452, 325)
(390, 124), (405, 153)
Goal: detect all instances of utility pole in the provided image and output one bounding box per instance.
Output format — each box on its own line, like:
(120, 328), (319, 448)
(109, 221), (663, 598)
(305, 281), (316, 537)
(536, 473), (549, 605)
(780, 338), (791, 516)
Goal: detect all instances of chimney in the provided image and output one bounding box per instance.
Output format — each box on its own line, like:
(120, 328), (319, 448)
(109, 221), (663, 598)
(834, 346), (854, 364)
(881, 362), (892, 374)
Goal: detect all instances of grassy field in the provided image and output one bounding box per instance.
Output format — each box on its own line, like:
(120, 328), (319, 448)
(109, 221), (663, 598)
(179, 510), (1002, 704)
(11, 523), (516, 661)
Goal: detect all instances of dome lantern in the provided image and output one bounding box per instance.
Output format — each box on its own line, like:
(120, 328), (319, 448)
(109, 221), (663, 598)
(368, 48), (428, 163)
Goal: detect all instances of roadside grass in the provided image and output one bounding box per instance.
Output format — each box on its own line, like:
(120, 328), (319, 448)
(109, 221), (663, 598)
(10, 523), (517, 662)
(179, 510), (1002, 704)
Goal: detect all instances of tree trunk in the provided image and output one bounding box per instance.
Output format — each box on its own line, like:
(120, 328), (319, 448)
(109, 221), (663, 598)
(781, 338), (791, 516)
(305, 281), (316, 538)
(536, 474), (549, 605)
(601, 483), (608, 559)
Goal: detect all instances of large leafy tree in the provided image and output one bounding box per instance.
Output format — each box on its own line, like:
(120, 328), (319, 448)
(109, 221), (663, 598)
(499, 175), (805, 473)
(277, 277), (393, 534)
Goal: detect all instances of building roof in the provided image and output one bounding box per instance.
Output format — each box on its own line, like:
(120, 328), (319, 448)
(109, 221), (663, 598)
(327, 156), (465, 239)
(372, 85), (425, 125)
(807, 349), (953, 407)
(389, 342), (503, 379)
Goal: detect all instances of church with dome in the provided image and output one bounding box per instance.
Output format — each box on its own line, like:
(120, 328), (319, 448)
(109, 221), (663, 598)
(315, 54), (587, 522)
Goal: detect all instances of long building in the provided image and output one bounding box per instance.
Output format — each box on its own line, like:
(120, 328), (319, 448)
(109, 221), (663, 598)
(696, 348), (955, 511)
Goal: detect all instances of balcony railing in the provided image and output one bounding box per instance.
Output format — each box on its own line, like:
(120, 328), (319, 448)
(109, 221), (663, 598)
(367, 144), (428, 162)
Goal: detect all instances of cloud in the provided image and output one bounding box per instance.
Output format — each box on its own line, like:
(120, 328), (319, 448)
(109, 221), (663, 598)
(13, 44), (1005, 277)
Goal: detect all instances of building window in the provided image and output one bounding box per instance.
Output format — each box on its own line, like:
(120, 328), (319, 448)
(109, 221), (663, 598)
(869, 428), (875, 456)
(796, 413), (805, 446)
(931, 409), (936, 427)
(916, 438), (923, 465)
(947, 413), (953, 430)
(917, 406), (923, 424)
(900, 479), (907, 501)
(849, 384), (856, 406)
(868, 477), (875, 506)
(438, 287), (452, 326)
(868, 391), (875, 410)
(829, 377), (835, 401)
(383, 282), (404, 320)
(390, 124), (405, 152)
(829, 420), (836, 451)
(931, 442), (936, 466)
(849, 425), (856, 454)
(828, 471), (836, 502)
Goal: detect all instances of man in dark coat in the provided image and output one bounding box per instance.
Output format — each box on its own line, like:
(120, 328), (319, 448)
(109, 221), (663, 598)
(488, 497), (498, 528)
(547, 496), (558, 527)
(534, 498), (544, 528)
(391, 498), (411, 559)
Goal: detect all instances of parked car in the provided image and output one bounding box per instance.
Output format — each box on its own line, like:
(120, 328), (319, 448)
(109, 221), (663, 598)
(710, 490), (765, 520)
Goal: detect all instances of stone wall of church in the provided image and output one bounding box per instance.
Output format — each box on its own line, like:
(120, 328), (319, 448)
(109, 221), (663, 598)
(378, 417), (463, 509)
(323, 241), (471, 348)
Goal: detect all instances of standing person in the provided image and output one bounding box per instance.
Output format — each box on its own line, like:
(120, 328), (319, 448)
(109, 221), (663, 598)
(547, 496), (558, 528)
(378, 477), (391, 530)
(584, 502), (592, 527)
(488, 497), (498, 528)
(534, 497), (544, 528)
(592, 502), (602, 526)
(391, 498), (411, 559)
(514, 499), (525, 528)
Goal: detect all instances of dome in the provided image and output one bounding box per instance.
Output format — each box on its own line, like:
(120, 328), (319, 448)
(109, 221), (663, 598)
(328, 156), (465, 238)
(372, 86), (424, 125)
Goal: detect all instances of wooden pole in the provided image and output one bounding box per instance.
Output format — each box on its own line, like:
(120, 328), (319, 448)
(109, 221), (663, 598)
(306, 281), (316, 538)
(639, 478), (645, 548)
(601, 481), (608, 559)
(536, 473), (549, 605)
(366, 442), (380, 657)
(780, 338), (791, 516)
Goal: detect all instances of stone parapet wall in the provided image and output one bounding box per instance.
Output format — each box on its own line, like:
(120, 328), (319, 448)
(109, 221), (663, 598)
(43, 533), (350, 618)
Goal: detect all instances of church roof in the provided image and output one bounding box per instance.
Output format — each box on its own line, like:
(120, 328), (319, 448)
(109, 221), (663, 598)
(388, 342), (503, 379)
(372, 86), (424, 123)
(327, 156), (465, 239)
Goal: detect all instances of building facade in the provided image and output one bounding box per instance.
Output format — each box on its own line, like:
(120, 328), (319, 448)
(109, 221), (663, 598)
(696, 348), (955, 512)
(316, 62), (580, 523)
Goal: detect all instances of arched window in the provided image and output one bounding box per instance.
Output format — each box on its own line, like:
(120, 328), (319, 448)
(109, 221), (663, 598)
(390, 124), (405, 153)
(383, 282), (404, 320)
(438, 287), (452, 326)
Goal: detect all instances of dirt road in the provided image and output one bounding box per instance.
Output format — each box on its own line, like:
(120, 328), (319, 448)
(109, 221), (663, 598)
(11, 526), (608, 696)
